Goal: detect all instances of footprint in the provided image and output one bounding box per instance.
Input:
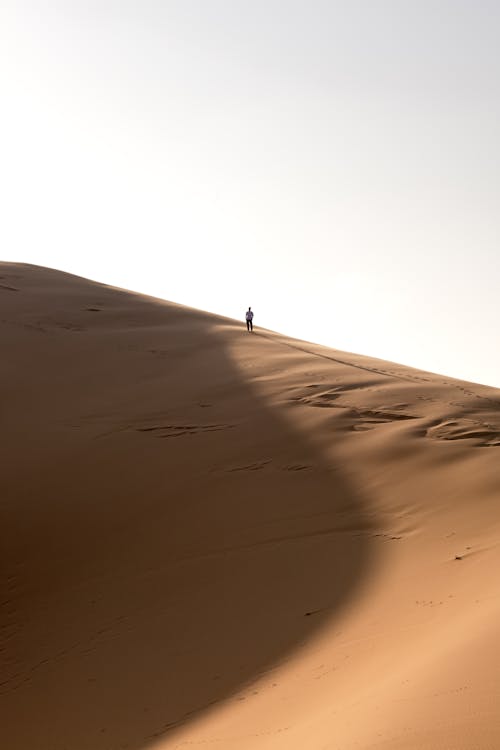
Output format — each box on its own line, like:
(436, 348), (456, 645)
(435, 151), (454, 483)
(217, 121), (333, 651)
(350, 408), (417, 432)
(227, 459), (271, 472)
(136, 423), (235, 438)
(427, 419), (500, 446)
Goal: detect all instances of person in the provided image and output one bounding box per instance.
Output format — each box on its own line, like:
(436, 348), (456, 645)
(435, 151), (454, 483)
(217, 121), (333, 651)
(245, 306), (254, 332)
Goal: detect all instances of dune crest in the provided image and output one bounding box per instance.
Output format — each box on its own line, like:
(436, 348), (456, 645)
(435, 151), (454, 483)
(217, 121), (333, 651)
(2, 263), (500, 749)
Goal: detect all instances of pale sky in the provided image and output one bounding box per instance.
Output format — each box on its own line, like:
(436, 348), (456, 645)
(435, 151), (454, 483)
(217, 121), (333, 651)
(2, 1), (499, 387)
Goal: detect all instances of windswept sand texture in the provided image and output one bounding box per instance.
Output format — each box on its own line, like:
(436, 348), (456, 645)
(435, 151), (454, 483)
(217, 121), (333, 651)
(2, 263), (500, 750)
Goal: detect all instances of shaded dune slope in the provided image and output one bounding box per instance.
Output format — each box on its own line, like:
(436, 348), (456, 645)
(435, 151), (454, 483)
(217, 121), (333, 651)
(1, 264), (373, 749)
(2, 264), (500, 750)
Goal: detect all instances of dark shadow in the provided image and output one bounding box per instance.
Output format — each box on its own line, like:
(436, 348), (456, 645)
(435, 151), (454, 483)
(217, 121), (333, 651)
(1, 264), (377, 749)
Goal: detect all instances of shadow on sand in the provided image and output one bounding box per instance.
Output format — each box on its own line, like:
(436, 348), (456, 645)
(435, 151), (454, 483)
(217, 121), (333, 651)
(1, 265), (377, 749)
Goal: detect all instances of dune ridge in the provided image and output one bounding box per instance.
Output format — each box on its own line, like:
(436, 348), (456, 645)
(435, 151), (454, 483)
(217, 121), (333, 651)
(1, 263), (500, 750)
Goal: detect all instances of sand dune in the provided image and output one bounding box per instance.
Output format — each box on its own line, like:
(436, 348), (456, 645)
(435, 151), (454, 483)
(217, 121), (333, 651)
(1, 263), (500, 750)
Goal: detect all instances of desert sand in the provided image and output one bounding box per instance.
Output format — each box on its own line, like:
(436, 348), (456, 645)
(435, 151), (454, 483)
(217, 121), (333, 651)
(1, 262), (500, 750)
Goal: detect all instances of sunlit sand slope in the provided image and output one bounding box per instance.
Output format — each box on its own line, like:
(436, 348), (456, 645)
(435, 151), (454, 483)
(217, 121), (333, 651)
(1, 263), (500, 750)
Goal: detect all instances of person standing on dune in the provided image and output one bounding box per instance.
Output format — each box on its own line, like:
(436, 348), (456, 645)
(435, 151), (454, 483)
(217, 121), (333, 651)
(245, 307), (254, 332)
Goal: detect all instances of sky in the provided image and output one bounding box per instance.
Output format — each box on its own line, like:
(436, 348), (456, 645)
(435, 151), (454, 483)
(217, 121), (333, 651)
(2, 1), (499, 387)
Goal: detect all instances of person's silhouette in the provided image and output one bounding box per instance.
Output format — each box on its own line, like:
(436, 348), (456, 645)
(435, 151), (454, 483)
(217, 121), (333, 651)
(245, 307), (254, 332)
